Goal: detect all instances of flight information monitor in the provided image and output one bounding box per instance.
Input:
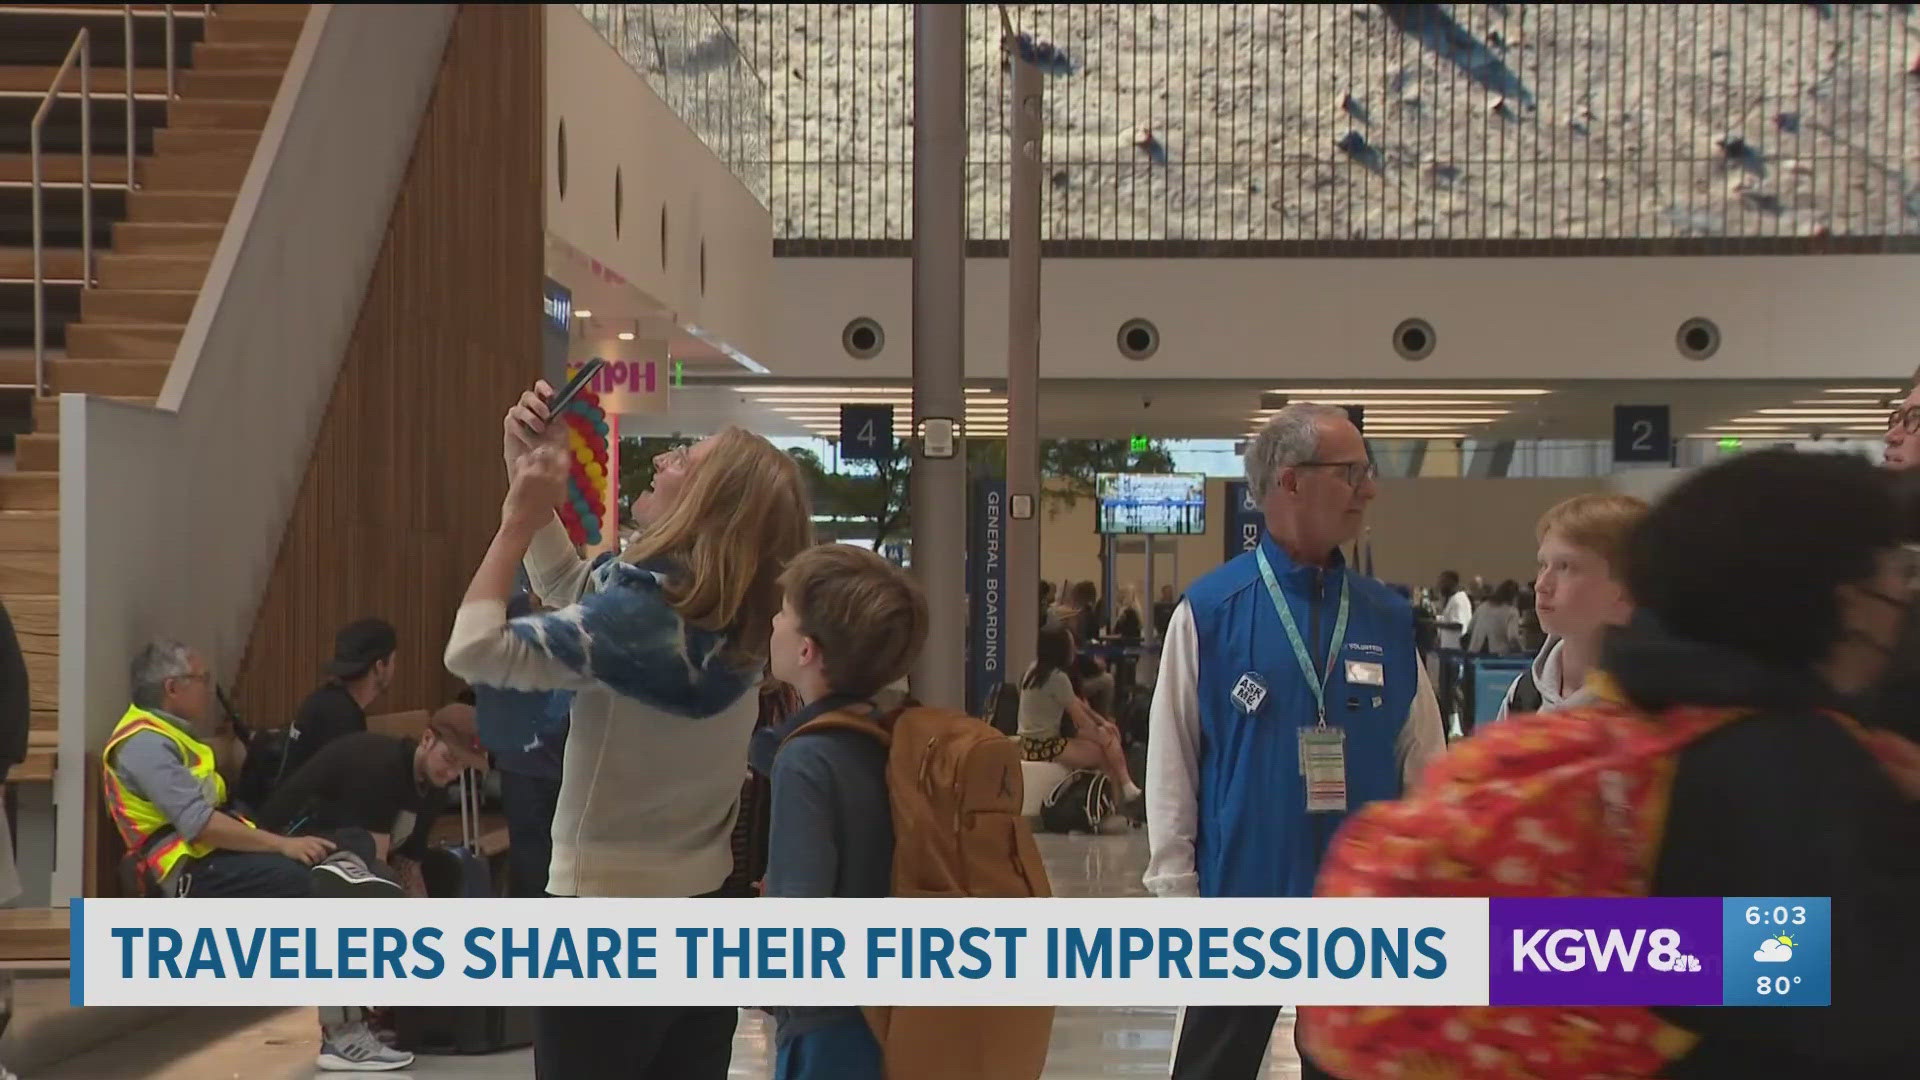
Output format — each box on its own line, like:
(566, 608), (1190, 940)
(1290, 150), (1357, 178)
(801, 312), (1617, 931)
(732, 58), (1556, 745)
(1095, 473), (1207, 535)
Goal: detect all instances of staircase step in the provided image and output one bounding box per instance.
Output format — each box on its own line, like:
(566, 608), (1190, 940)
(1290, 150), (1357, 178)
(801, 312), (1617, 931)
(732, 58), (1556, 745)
(126, 189), (235, 224)
(82, 288), (198, 324)
(0, 474), (58, 511)
(62, 323), (183, 358)
(193, 41), (294, 71)
(214, 4), (310, 22)
(206, 15), (303, 46)
(97, 252), (209, 290)
(32, 393), (156, 433)
(168, 99), (273, 130)
(0, 151), (135, 186)
(177, 70), (284, 100)
(12, 436), (58, 474)
(111, 220), (225, 256)
(30, 710), (55, 735)
(0, 65), (167, 95)
(153, 128), (260, 158)
(139, 151), (252, 192)
(0, 247), (84, 281)
(0, 355), (171, 396)
(0, 510), (57, 552)
(6, 594), (53, 664)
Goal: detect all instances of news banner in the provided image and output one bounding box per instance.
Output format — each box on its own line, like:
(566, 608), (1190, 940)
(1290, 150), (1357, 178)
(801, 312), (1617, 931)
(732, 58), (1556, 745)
(68, 896), (1829, 1009)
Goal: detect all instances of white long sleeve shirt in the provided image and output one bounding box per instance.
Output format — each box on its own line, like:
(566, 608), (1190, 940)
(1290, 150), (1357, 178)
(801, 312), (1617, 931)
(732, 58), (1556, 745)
(1142, 600), (1447, 898)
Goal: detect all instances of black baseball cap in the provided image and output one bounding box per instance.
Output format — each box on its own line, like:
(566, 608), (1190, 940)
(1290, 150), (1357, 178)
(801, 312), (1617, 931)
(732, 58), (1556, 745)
(324, 617), (398, 679)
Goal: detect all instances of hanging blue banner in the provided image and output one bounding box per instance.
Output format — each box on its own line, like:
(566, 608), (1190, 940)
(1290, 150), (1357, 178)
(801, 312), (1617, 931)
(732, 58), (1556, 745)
(967, 478), (1006, 716)
(1225, 481), (1263, 564)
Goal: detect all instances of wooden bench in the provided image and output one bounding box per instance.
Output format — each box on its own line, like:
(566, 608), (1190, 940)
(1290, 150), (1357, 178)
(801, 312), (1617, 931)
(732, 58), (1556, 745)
(0, 908), (70, 972)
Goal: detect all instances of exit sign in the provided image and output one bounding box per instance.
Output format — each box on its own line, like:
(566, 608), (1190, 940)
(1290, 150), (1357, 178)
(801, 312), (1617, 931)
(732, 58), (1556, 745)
(1129, 435), (1149, 454)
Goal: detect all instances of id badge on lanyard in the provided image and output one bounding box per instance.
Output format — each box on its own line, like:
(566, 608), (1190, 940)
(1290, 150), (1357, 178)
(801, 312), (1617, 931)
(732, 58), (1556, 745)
(1258, 546), (1352, 815)
(1300, 727), (1348, 813)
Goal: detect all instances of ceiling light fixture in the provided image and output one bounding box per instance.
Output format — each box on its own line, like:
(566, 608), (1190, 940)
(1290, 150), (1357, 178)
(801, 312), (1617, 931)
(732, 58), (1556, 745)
(573, 309), (593, 319)
(617, 331), (636, 341)
(1267, 388), (1552, 397)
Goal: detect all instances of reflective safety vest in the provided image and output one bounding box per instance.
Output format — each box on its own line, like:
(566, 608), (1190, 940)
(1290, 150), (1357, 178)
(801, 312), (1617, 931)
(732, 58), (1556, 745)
(101, 704), (252, 882)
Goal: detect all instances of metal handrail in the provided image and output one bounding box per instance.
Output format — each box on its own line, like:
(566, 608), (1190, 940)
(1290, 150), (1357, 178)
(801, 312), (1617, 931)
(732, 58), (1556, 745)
(164, 4), (176, 101)
(30, 29), (93, 398)
(123, 5), (135, 188)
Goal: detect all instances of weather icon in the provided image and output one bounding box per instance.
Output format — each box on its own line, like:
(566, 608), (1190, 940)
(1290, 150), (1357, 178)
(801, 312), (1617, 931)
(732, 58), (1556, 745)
(1754, 935), (1796, 963)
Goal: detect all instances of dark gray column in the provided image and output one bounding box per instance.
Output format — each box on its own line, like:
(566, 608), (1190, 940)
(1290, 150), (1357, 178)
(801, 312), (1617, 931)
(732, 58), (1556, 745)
(1004, 35), (1042, 694)
(908, 3), (968, 706)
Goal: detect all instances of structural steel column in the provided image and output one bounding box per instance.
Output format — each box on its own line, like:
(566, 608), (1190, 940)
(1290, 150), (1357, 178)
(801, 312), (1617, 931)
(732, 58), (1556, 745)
(1004, 37), (1042, 693)
(908, 3), (967, 706)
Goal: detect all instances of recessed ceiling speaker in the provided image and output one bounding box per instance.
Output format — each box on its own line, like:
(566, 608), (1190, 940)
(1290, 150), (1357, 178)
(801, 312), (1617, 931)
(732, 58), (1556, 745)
(1393, 317), (1436, 361)
(1118, 318), (1159, 361)
(1676, 317), (1720, 361)
(842, 317), (885, 360)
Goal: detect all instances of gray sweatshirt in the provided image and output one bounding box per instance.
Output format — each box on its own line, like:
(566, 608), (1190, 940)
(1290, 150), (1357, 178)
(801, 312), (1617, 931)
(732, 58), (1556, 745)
(1495, 635), (1603, 722)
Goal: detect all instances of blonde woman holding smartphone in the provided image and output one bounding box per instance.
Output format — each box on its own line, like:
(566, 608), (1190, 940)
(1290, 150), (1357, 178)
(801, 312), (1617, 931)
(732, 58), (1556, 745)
(446, 380), (813, 1080)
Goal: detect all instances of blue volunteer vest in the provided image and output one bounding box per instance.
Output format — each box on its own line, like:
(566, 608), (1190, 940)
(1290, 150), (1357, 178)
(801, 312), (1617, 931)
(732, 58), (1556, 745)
(1184, 531), (1418, 897)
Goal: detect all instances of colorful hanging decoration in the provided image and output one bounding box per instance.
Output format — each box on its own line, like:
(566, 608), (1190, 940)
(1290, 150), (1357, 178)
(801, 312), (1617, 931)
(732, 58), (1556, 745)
(556, 379), (611, 549)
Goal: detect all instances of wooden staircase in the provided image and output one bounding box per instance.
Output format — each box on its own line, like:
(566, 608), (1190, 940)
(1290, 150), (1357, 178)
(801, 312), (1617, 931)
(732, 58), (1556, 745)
(0, 3), (307, 784)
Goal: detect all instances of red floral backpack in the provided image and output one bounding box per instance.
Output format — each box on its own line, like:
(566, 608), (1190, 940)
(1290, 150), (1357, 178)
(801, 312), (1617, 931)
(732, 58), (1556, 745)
(1299, 690), (1742, 1079)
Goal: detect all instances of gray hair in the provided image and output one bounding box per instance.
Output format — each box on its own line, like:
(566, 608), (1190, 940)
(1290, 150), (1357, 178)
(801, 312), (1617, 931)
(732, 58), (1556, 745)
(1246, 403), (1351, 502)
(130, 638), (195, 709)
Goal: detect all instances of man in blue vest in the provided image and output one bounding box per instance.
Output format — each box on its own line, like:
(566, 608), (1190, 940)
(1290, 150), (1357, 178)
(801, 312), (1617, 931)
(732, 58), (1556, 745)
(1146, 403), (1446, 1079)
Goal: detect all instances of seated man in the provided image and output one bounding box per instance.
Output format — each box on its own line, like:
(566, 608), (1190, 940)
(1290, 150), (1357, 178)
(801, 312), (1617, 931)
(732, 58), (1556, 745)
(258, 703), (485, 868)
(102, 639), (413, 1073)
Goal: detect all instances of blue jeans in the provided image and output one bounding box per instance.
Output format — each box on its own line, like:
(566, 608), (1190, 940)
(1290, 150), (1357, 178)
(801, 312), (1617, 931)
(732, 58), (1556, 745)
(775, 1015), (883, 1080)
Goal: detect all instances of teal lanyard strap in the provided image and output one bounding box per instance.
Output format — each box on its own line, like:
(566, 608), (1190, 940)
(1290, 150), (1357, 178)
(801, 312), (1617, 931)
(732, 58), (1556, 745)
(1255, 546), (1350, 728)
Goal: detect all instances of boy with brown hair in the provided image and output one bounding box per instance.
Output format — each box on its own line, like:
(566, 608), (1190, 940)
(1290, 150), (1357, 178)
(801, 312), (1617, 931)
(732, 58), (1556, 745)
(755, 543), (930, 1080)
(1498, 492), (1648, 719)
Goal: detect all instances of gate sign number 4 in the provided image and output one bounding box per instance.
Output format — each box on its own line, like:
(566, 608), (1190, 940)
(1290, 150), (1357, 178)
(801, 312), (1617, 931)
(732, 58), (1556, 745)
(840, 404), (894, 461)
(1614, 404), (1672, 464)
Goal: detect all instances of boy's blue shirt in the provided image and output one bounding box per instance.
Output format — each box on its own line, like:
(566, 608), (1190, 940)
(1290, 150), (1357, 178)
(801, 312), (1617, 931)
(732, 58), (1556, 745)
(758, 693), (894, 1043)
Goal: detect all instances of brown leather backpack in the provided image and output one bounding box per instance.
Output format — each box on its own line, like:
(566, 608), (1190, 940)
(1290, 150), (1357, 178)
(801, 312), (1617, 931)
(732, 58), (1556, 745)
(793, 699), (1054, 1080)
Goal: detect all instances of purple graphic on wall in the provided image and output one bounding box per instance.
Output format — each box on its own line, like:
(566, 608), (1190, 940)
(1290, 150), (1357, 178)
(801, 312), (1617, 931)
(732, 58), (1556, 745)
(1489, 898), (1723, 1006)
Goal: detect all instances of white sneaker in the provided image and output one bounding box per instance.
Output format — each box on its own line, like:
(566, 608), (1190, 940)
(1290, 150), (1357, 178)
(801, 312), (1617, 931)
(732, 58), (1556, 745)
(310, 853), (404, 899)
(317, 1021), (415, 1072)
(0, 1061), (18, 1080)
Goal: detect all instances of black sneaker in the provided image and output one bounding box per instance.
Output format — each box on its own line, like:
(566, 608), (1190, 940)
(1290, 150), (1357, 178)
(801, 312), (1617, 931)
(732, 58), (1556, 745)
(311, 853), (404, 898)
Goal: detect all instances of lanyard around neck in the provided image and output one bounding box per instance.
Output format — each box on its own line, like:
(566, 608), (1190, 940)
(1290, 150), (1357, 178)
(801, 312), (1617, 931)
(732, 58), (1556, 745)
(1255, 546), (1350, 728)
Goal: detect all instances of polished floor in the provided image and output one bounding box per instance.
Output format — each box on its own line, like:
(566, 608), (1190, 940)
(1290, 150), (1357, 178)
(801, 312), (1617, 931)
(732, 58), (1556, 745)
(11, 832), (1309, 1079)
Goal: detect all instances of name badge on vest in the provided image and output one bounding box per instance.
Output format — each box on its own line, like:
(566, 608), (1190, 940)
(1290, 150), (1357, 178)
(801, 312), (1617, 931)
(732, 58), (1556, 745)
(1344, 659), (1386, 687)
(1230, 671), (1268, 714)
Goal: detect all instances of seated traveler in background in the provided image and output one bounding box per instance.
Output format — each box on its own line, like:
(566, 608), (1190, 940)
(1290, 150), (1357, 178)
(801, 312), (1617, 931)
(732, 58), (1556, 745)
(280, 618), (398, 782)
(1307, 449), (1920, 1078)
(1496, 493), (1645, 720)
(444, 384), (812, 1080)
(1019, 624), (1142, 815)
(258, 702), (484, 867)
(755, 543), (929, 1080)
(103, 639), (412, 1073)
(1110, 585), (1145, 642)
(471, 589), (573, 898)
(1465, 578), (1523, 655)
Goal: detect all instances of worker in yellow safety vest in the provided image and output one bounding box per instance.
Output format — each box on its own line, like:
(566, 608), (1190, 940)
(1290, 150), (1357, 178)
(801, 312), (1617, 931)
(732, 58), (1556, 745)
(103, 639), (417, 1072)
(99, 640), (400, 900)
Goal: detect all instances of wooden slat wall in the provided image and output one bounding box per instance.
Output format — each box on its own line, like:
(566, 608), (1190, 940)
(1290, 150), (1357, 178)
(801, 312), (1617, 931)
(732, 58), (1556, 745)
(232, 5), (543, 727)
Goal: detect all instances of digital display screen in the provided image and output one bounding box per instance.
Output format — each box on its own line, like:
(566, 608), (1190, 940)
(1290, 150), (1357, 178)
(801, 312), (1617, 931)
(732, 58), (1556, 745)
(1095, 473), (1207, 535)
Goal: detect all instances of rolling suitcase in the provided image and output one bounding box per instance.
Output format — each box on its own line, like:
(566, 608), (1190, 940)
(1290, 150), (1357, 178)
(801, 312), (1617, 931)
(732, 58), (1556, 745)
(393, 770), (535, 1055)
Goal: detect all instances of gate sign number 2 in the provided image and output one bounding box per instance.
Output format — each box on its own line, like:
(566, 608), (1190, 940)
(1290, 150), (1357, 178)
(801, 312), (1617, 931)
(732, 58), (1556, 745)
(1614, 404), (1672, 464)
(840, 404), (894, 461)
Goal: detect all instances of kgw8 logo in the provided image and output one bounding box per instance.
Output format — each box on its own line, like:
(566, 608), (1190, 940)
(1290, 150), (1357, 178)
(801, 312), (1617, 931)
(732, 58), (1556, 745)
(1511, 928), (1702, 974)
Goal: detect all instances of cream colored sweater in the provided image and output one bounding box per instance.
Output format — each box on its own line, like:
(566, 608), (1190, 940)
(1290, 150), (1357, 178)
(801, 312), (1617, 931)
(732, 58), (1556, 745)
(444, 519), (758, 898)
